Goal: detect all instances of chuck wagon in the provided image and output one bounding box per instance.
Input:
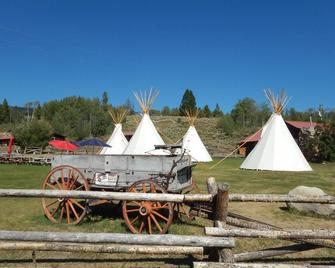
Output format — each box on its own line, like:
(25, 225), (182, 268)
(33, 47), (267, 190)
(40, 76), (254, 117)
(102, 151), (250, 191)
(41, 147), (195, 234)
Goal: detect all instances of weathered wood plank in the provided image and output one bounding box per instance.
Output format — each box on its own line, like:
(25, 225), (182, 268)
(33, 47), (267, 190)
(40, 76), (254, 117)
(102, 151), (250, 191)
(0, 241), (204, 255)
(0, 231), (235, 248)
(229, 194), (335, 204)
(205, 228), (335, 239)
(193, 262), (328, 268)
(0, 189), (212, 203)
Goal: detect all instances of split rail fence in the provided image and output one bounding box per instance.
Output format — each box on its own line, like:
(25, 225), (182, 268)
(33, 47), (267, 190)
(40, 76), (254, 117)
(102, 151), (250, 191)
(0, 178), (334, 267)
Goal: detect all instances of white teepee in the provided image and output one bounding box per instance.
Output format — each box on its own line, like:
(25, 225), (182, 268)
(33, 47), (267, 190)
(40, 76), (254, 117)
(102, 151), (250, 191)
(100, 108), (128, 155)
(240, 90), (312, 172)
(123, 90), (167, 155)
(181, 109), (212, 162)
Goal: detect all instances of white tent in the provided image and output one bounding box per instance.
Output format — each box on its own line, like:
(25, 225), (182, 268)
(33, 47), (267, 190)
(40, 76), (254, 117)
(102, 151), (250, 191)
(240, 90), (312, 172)
(123, 90), (167, 155)
(181, 109), (212, 162)
(100, 124), (128, 154)
(100, 108), (128, 155)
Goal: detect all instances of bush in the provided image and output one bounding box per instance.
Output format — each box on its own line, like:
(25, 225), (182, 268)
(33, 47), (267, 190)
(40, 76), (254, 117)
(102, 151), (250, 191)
(13, 120), (52, 148)
(299, 123), (335, 162)
(217, 115), (235, 136)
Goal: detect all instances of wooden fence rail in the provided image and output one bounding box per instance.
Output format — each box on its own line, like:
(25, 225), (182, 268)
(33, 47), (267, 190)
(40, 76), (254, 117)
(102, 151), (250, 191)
(0, 230), (235, 248)
(0, 189), (334, 203)
(0, 189), (212, 203)
(205, 227), (335, 240)
(0, 241), (204, 255)
(229, 193), (335, 204)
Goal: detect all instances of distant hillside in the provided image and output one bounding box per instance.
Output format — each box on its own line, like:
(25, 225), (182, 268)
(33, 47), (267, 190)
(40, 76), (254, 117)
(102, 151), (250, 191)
(102, 115), (250, 157)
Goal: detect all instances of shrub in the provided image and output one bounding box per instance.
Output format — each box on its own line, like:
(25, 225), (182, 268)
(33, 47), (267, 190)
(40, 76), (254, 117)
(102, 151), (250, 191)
(13, 120), (52, 148)
(299, 123), (335, 162)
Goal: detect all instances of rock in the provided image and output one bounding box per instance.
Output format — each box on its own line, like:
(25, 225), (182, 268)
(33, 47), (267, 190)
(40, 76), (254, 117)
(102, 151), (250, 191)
(287, 186), (335, 218)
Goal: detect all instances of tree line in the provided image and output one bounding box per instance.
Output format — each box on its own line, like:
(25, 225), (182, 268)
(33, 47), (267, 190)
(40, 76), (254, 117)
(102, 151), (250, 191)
(0, 89), (334, 156)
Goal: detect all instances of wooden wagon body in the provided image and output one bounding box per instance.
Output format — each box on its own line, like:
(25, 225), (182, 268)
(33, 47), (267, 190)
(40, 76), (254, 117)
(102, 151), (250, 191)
(51, 154), (193, 193)
(41, 152), (197, 234)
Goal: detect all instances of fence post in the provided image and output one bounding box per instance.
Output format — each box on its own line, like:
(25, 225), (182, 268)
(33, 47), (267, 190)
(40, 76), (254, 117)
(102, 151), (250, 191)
(208, 180), (234, 263)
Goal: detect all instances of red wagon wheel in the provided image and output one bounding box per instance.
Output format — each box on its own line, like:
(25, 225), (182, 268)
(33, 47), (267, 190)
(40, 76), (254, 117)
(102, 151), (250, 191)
(122, 180), (174, 234)
(41, 165), (89, 225)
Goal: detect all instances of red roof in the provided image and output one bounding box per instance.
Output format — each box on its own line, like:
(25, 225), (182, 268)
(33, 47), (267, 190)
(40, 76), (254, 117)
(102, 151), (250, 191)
(241, 131), (262, 143)
(239, 120), (320, 144)
(286, 121), (319, 129)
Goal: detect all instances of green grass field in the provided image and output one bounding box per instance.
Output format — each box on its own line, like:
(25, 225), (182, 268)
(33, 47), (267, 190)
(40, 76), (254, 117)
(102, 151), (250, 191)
(0, 159), (334, 267)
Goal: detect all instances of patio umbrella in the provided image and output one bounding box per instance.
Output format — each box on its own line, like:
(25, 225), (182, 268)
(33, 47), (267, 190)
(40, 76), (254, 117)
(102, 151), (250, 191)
(74, 138), (111, 148)
(48, 140), (78, 151)
(74, 138), (110, 154)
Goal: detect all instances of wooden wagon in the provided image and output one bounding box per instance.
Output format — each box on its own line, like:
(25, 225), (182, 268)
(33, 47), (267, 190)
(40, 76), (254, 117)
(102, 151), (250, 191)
(41, 147), (196, 234)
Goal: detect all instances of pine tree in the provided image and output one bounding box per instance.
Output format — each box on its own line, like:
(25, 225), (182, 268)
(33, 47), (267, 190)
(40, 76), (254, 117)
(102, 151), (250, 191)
(1, 99), (10, 123)
(179, 89), (196, 115)
(102, 91), (109, 111)
(202, 105), (212, 118)
(213, 103), (224, 117)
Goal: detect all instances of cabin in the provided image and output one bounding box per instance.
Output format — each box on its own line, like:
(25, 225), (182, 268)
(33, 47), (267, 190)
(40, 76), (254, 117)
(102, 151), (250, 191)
(238, 121), (319, 157)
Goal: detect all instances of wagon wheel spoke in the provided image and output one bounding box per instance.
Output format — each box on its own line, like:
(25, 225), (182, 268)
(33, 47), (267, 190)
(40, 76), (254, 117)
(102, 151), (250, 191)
(60, 168), (65, 188)
(129, 201), (141, 207)
(73, 184), (85, 191)
(150, 182), (156, 193)
(65, 202), (71, 224)
(51, 203), (61, 217)
(150, 214), (162, 232)
(70, 199), (85, 211)
(59, 206), (65, 223)
(68, 174), (80, 190)
(45, 183), (56, 190)
(138, 221), (145, 233)
(130, 216), (139, 225)
(46, 199), (59, 208)
(68, 200), (79, 220)
(126, 208), (140, 213)
(147, 216), (152, 234)
(152, 210), (169, 222)
(153, 202), (169, 210)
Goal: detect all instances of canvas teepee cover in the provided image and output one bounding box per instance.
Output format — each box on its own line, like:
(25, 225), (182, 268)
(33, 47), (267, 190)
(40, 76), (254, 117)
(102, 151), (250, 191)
(100, 108), (128, 154)
(240, 90), (312, 172)
(123, 90), (167, 155)
(182, 109), (212, 162)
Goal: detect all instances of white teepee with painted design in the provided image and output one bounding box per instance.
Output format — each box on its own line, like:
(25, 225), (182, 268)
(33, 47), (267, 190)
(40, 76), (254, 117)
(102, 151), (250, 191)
(240, 90), (312, 171)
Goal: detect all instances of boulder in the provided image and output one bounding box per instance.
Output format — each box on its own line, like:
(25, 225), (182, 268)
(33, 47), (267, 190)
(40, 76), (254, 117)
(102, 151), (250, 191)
(287, 186), (335, 218)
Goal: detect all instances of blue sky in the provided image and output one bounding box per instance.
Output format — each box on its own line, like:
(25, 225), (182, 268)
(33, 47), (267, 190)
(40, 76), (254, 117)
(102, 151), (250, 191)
(0, 0), (334, 112)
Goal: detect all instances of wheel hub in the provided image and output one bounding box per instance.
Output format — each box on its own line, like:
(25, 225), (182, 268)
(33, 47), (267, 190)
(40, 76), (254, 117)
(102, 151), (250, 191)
(139, 203), (152, 216)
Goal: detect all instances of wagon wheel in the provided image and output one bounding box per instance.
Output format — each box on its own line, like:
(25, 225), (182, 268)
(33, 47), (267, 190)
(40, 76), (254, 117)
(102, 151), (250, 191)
(122, 180), (174, 234)
(41, 165), (89, 225)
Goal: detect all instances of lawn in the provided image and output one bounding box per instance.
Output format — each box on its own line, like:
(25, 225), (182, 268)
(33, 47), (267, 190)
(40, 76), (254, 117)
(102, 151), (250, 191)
(0, 158), (334, 267)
